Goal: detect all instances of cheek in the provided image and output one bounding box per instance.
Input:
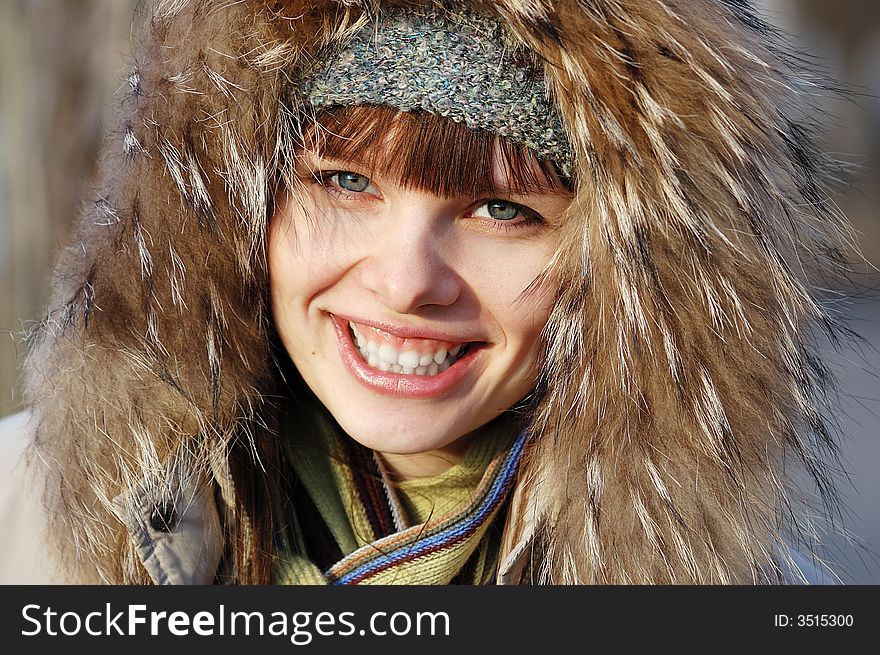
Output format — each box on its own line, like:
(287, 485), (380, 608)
(504, 276), (554, 365)
(498, 276), (555, 408)
(462, 237), (556, 341)
(267, 198), (337, 349)
(267, 215), (293, 301)
(268, 209), (311, 322)
(267, 210), (304, 363)
(480, 273), (554, 413)
(268, 197), (352, 309)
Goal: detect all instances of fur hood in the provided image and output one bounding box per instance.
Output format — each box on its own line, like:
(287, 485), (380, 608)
(25, 0), (852, 583)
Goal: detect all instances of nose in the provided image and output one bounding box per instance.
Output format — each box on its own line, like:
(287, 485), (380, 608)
(358, 200), (461, 314)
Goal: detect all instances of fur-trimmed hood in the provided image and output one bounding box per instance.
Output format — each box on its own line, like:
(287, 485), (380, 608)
(25, 0), (852, 583)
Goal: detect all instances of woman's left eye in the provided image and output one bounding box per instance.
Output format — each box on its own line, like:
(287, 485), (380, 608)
(471, 200), (540, 224)
(333, 171), (372, 193)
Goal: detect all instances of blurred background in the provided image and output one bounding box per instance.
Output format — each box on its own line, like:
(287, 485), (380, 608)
(0, 0), (877, 582)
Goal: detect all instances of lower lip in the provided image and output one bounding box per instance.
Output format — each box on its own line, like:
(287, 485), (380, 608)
(330, 315), (482, 399)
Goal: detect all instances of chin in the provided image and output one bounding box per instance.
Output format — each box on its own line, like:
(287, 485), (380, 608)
(330, 404), (466, 455)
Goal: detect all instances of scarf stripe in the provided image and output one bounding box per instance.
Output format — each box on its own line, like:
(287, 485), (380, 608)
(326, 429), (528, 585)
(340, 436), (399, 540)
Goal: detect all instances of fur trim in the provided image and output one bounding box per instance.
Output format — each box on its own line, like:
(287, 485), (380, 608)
(26, 0), (853, 583)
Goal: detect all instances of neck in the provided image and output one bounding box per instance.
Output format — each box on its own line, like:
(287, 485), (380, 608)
(379, 433), (476, 481)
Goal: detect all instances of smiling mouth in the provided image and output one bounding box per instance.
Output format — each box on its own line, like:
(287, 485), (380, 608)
(347, 321), (474, 376)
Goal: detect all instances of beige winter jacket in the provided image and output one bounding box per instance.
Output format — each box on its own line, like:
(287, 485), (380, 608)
(0, 412), (62, 583)
(0, 411), (223, 584)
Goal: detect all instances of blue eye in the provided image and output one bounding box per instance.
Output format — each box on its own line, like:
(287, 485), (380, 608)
(335, 172), (371, 192)
(473, 201), (521, 221)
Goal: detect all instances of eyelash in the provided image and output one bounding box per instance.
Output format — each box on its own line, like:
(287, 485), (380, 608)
(311, 170), (545, 233)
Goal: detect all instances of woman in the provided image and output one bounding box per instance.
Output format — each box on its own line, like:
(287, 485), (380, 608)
(0, 0), (852, 584)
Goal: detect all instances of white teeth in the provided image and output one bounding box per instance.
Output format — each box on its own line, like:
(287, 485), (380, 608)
(378, 344), (397, 364)
(398, 350), (420, 368)
(349, 322), (471, 377)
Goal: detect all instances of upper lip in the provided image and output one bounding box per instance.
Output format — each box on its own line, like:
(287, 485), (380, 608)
(332, 313), (485, 344)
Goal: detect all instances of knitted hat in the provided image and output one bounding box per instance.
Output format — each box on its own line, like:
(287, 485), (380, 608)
(299, 6), (574, 178)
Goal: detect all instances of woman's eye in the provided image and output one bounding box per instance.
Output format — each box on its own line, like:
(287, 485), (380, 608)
(334, 171), (372, 193)
(473, 200), (522, 221)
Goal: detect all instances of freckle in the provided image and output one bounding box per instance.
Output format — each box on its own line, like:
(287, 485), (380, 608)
(311, 351), (316, 355)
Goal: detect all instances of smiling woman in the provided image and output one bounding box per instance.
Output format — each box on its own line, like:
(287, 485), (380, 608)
(269, 106), (571, 477)
(0, 0), (859, 585)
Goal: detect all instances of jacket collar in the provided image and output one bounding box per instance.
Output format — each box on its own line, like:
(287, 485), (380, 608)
(112, 467), (223, 585)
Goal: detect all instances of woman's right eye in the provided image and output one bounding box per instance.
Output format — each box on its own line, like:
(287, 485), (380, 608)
(307, 167), (382, 203)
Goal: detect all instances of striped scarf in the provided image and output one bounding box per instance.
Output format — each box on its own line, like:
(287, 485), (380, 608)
(272, 405), (526, 585)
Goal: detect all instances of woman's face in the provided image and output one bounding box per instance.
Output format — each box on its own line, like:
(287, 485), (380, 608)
(269, 144), (570, 470)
